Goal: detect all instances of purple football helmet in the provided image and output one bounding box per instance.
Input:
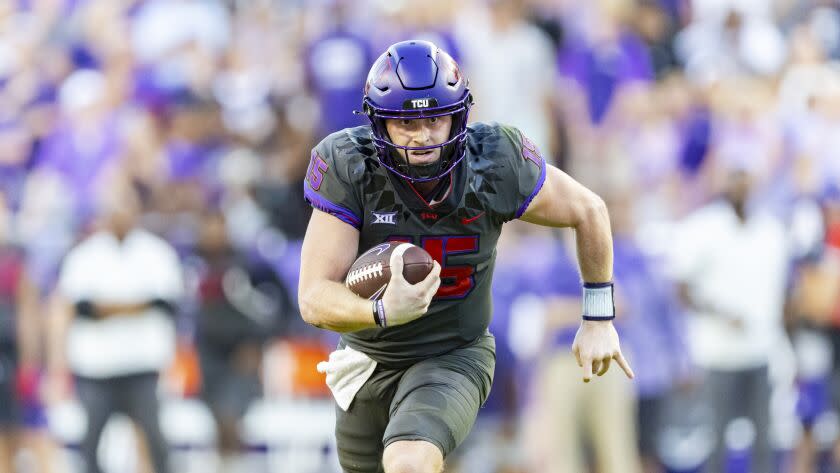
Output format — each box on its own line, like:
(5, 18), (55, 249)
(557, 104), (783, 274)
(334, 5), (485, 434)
(362, 40), (472, 182)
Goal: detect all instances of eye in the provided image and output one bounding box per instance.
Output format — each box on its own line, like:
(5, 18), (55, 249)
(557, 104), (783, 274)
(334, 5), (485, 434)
(401, 119), (412, 126)
(429, 117), (438, 124)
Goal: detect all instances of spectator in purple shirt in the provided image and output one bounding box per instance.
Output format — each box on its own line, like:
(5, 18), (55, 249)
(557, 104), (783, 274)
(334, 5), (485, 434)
(557, 4), (654, 124)
(303, 2), (373, 138)
(370, 0), (462, 64)
(0, 121), (35, 211)
(34, 69), (124, 221)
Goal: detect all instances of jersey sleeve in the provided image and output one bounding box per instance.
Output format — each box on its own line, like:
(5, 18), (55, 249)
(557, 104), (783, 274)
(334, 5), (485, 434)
(491, 125), (547, 222)
(302, 135), (363, 229)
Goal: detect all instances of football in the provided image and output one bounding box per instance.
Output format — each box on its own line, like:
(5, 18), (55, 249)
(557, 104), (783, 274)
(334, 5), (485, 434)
(345, 242), (435, 300)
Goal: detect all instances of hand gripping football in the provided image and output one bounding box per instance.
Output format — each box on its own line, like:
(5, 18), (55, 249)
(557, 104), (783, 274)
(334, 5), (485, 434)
(345, 242), (435, 300)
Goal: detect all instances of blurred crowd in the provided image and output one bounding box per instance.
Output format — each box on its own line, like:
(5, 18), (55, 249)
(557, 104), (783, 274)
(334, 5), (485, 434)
(1, 0), (840, 472)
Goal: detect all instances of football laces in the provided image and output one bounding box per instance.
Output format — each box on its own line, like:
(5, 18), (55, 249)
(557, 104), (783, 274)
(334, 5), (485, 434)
(345, 263), (384, 287)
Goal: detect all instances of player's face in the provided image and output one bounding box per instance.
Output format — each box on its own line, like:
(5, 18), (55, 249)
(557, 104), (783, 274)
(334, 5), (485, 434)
(385, 116), (452, 165)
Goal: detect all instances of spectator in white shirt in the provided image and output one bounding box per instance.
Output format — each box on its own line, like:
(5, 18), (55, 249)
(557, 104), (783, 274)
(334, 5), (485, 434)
(668, 162), (799, 472)
(48, 185), (184, 473)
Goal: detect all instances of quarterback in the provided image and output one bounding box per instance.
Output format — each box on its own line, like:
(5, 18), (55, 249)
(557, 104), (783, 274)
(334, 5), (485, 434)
(299, 40), (633, 473)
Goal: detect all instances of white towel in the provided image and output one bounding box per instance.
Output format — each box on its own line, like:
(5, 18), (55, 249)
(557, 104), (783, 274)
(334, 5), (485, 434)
(316, 345), (377, 411)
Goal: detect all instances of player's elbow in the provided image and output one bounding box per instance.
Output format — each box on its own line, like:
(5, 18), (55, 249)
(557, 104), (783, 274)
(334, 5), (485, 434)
(575, 192), (609, 228)
(298, 287), (324, 328)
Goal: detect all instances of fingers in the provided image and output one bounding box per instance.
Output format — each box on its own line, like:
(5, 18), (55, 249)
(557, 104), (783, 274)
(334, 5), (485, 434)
(389, 244), (411, 283)
(420, 261), (441, 295)
(582, 358), (592, 383)
(597, 357), (611, 376)
(427, 276), (442, 301)
(416, 263), (441, 314)
(614, 352), (635, 379)
(420, 261), (442, 295)
(579, 353), (624, 382)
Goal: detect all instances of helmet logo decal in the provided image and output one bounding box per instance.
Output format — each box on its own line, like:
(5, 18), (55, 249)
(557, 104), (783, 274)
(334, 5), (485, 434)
(403, 98), (438, 109)
(447, 56), (462, 86)
(363, 40), (472, 182)
(370, 56), (393, 92)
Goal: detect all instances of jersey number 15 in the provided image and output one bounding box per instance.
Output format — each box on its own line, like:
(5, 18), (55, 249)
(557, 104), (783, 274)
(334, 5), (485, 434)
(388, 235), (479, 300)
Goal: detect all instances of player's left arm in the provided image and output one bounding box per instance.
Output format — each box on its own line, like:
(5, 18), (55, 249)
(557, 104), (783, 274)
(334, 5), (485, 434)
(519, 165), (611, 281)
(519, 164), (634, 382)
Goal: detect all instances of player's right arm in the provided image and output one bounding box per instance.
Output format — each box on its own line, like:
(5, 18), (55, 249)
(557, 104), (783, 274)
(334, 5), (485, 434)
(300, 137), (440, 332)
(298, 211), (441, 333)
(298, 209), (375, 332)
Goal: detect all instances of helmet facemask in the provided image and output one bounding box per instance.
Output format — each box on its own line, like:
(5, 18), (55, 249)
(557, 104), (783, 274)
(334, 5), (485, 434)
(362, 40), (473, 183)
(365, 94), (472, 182)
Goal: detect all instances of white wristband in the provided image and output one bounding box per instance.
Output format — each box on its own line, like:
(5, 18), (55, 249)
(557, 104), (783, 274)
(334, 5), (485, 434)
(582, 282), (615, 321)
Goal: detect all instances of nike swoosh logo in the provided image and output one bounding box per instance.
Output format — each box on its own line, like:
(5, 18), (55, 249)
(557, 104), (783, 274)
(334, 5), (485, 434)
(461, 212), (485, 225)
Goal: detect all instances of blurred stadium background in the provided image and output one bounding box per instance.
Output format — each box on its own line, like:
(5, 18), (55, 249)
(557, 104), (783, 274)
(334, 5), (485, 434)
(1, 0), (840, 472)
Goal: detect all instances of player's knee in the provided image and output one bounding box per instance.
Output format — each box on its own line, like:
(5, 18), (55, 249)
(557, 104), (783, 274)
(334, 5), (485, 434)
(383, 456), (441, 473)
(382, 440), (443, 473)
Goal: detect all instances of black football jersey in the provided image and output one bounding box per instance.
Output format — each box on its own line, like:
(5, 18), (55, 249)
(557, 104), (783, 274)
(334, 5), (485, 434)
(304, 122), (546, 367)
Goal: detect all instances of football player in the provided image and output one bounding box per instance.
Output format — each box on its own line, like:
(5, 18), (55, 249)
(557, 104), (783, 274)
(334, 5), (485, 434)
(299, 40), (633, 473)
